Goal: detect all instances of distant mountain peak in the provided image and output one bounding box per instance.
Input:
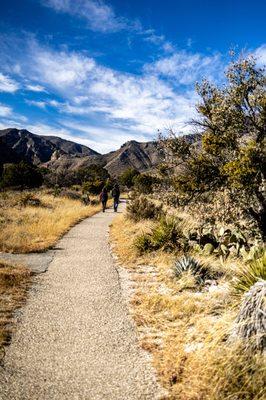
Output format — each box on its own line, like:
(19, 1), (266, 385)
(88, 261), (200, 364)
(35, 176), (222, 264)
(0, 127), (198, 177)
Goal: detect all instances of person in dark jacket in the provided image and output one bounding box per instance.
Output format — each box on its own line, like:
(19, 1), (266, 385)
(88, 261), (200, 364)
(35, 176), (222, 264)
(99, 187), (108, 212)
(111, 183), (120, 212)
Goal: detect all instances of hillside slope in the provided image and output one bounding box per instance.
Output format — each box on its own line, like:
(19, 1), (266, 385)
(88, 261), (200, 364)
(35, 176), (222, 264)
(0, 128), (99, 165)
(0, 128), (163, 176)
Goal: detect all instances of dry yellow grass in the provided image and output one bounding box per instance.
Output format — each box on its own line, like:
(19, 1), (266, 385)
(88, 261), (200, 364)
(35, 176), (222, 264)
(110, 214), (266, 400)
(0, 191), (103, 253)
(0, 260), (32, 357)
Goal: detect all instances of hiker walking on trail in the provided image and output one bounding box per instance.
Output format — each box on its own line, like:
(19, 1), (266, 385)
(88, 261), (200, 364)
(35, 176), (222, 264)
(100, 187), (108, 212)
(112, 183), (120, 212)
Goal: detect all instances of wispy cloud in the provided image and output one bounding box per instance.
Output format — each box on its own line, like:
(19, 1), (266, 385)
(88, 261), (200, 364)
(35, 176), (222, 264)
(25, 99), (47, 109)
(0, 103), (13, 117)
(254, 44), (266, 67)
(25, 83), (47, 92)
(42, 0), (134, 33)
(15, 40), (197, 135)
(0, 72), (19, 92)
(143, 51), (225, 85)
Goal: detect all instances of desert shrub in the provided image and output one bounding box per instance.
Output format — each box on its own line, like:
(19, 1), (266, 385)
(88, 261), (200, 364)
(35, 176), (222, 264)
(234, 252), (266, 294)
(134, 216), (186, 253)
(133, 173), (159, 194)
(90, 199), (100, 206)
(119, 168), (139, 189)
(82, 179), (105, 195)
(151, 217), (184, 251)
(0, 161), (43, 189)
(19, 193), (42, 207)
(230, 281), (266, 351)
(127, 196), (162, 221)
(60, 190), (82, 201)
(134, 233), (153, 253)
(174, 255), (211, 282)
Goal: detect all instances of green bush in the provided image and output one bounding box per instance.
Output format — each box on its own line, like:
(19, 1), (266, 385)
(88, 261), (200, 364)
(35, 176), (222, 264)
(127, 196), (162, 221)
(134, 233), (153, 253)
(134, 216), (186, 253)
(1, 161), (43, 189)
(119, 168), (139, 189)
(133, 173), (159, 194)
(234, 252), (266, 294)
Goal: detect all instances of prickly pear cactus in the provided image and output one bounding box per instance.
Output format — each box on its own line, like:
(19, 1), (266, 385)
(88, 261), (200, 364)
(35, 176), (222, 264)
(231, 281), (266, 351)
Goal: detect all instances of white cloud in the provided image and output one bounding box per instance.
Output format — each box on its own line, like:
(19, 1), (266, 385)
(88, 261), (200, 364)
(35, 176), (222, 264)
(0, 73), (19, 92)
(60, 120), (150, 153)
(0, 40), (212, 151)
(26, 100), (47, 109)
(42, 0), (128, 33)
(25, 83), (47, 92)
(11, 41), (199, 144)
(144, 51), (224, 85)
(0, 103), (12, 117)
(254, 44), (266, 67)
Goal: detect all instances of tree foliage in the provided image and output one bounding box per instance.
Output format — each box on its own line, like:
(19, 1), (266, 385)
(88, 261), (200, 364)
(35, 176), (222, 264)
(133, 173), (159, 194)
(160, 55), (266, 236)
(119, 168), (139, 188)
(0, 161), (43, 189)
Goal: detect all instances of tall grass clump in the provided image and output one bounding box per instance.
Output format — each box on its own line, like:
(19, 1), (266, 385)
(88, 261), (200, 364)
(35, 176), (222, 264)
(0, 191), (102, 253)
(134, 216), (185, 253)
(234, 251), (266, 294)
(0, 260), (32, 354)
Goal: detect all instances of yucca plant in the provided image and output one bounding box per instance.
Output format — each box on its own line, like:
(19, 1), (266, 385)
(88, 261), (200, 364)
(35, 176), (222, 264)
(151, 216), (184, 251)
(234, 252), (266, 294)
(230, 280), (266, 351)
(173, 255), (209, 282)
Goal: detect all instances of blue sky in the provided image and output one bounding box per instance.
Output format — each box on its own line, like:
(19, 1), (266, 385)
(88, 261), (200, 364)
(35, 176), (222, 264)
(0, 0), (265, 153)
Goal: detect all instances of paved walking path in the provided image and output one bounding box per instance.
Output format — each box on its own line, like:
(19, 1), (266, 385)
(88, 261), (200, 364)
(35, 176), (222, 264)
(0, 204), (163, 400)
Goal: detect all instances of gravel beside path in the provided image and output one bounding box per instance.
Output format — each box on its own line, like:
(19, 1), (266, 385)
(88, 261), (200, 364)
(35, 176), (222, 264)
(0, 204), (163, 400)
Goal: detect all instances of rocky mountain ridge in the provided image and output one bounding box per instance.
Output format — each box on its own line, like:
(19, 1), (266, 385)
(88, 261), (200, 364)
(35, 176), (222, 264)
(0, 128), (162, 176)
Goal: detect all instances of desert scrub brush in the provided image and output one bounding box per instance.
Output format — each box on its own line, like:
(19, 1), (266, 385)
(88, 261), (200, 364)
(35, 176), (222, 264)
(174, 255), (210, 282)
(234, 251), (266, 294)
(230, 280), (266, 351)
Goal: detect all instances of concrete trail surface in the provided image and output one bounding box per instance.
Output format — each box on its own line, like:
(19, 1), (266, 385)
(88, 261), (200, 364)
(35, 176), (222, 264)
(0, 203), (163, 400)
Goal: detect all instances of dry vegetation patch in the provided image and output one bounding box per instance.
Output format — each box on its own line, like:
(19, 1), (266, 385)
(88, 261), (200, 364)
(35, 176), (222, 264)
(0, 260), (32, 358)
(110, 214), (266, 400)
(0, 191), (102, 253)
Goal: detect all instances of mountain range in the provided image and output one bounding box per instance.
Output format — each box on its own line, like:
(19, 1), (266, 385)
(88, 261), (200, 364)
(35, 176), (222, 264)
(0, 128), (163, 176)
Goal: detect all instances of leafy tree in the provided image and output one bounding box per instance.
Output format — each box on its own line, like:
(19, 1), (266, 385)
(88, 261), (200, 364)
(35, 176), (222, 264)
(119, 168), (140, 188)
(82, 179), (104, 195)
(0, 161), (43, 189)
(79, 164), (110, 195)
(77, 164), (109, 184)
(160, 55), (266, 237)
(133, 173), (159, 194)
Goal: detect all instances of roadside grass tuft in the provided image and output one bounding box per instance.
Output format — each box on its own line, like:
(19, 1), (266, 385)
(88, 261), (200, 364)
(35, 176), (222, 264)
(0, 191), (103, 253)
(110, 214), (265, 400)
(0, 260), (32, 354)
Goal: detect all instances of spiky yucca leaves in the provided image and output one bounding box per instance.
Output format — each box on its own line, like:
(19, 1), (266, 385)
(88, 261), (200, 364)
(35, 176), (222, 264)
(134, 216), (185, 254)
(231, 281), (266, 351)
(174, 255), (209, 282)
(234, 252), (266, 293)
